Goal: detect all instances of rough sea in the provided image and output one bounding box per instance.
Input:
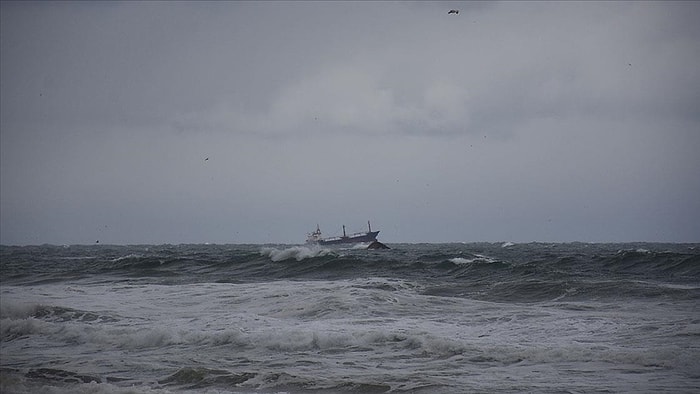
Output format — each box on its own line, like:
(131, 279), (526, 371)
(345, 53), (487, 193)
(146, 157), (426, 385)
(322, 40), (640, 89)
(1, 242), (699, 393)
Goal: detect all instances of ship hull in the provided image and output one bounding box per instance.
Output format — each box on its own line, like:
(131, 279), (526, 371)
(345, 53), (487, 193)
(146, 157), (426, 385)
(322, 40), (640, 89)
(313, 231), (380, 245)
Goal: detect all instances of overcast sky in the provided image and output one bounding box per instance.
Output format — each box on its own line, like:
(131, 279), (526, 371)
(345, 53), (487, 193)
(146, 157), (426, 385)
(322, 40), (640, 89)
(1, 1), (699, 245)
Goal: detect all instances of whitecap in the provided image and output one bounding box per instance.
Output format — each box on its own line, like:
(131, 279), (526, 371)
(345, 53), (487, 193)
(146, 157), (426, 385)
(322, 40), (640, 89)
(110, 253), (143, 262)
(449, 257), (475, 265)
(260, 246), (333, 262)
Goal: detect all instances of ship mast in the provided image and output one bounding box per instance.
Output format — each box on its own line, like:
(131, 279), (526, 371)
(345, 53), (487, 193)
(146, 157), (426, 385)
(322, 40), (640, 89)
(368, 220), (371, 233)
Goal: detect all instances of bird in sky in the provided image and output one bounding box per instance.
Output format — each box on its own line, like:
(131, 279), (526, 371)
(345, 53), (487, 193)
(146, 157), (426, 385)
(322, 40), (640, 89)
(448, 9), (459, 15)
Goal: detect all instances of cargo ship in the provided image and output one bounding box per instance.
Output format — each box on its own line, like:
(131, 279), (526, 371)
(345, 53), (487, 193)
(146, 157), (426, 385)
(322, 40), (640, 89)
(306, 221), (379, 245)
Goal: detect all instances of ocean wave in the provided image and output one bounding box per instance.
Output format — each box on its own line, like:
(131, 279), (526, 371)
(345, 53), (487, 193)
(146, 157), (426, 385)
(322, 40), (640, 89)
(2, 261), (698, 394)
(0, 301), (41, 320)
(109, 253), (144, 263)
(448, 257), (475, 265)
(1, 311), (178, 350)
(0, 369), (172, 394)
(2, 243), (698, 308)
(159, 367), (255, 389)
(0, 302), (119, 324)
(1, 316), (49, 341)
(352, 277), (422, 293)
(259, 246), (334, 262)
(449, 254), (500, 265)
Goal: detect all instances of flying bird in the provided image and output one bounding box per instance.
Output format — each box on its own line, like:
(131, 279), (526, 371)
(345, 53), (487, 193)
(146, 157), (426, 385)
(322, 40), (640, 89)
(448, 9), (459, 15)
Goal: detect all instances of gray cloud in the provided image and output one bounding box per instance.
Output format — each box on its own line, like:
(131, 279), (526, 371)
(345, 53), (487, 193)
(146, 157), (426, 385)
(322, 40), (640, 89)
(2, 1), (699, 244)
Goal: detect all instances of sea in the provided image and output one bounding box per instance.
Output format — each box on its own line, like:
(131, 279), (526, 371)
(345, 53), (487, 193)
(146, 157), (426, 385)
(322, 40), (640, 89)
(1, 242), (699, 393)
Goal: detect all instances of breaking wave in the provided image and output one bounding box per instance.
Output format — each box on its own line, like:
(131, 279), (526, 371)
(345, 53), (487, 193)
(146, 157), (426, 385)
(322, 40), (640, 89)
(1, 242), (699, 394)
(259, 245), (334, 262)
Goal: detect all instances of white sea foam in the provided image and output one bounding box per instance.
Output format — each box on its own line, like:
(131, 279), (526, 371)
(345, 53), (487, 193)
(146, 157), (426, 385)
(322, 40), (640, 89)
(449, 257), (475, 265)
(109, 253), (143, 262)
(450, 254), (499, 265)
(0, 300), (42, 319)
(259, 245), (334, 261)
(2, 264), (697, 393)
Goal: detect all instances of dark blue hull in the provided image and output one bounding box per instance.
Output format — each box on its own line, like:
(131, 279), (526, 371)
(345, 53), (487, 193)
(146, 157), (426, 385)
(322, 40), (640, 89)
(316, 231), (380, 245)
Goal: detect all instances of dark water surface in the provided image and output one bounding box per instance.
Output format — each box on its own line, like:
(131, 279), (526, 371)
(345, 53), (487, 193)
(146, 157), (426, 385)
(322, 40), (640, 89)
(1, 243), (699, 393)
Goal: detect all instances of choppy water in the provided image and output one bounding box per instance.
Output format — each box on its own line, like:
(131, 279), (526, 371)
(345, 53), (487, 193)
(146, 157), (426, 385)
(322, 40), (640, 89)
(1, 243), (699, 393)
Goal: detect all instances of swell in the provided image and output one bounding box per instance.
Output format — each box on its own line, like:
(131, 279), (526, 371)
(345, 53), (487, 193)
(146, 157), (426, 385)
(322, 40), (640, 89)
(1, 244), (698, 298)
(596, 249), (700, 278)
(419, 247), (700, 303)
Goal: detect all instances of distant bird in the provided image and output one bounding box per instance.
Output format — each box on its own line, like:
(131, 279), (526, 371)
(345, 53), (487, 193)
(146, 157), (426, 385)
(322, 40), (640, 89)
(448, 9), (459, 15)
(205, 157), (209, 161)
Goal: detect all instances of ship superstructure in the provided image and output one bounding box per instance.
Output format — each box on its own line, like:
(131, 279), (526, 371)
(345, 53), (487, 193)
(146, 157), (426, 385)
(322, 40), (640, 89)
(306, 221), (379, 245)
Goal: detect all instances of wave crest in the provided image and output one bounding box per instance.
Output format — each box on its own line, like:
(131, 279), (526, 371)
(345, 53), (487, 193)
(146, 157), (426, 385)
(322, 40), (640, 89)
(260, 246), (334, 262)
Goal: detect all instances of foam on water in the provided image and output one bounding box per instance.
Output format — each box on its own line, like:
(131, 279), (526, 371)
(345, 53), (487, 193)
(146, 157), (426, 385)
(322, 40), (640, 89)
(448, 257), (474, 265)
(3, 275), (699, 392)
(1, 243), (699, 392)
(259, 245), (334, 261)
(449, 253), (500, 266)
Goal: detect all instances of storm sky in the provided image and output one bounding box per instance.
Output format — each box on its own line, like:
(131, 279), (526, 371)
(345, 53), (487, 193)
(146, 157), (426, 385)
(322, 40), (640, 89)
(1, 1), (699, 245)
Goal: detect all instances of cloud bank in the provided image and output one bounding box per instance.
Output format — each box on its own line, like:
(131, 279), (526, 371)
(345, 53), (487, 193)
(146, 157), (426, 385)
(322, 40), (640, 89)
(1, 1), (699, 244)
